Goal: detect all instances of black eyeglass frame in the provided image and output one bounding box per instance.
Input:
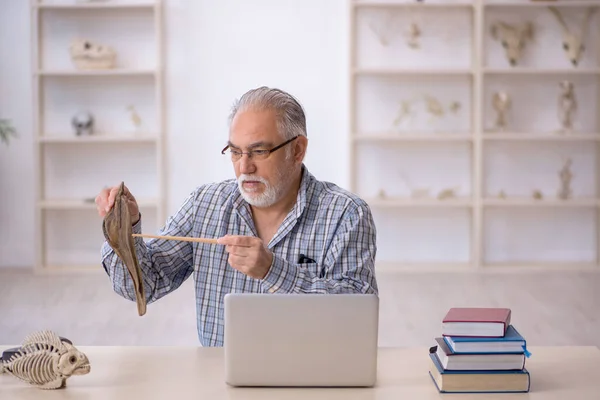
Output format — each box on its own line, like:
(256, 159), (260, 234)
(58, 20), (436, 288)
(221, 135), (299, 160)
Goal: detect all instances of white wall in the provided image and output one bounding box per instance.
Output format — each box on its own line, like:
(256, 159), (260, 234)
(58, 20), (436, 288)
(0, 0), (349, 268)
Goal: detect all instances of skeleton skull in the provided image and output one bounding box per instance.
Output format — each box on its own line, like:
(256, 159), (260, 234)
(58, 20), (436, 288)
(71, 111), (94, 136)
(490, 21), (535, 66)
(547, 7), (597, 67)
(69, 38), (116, 70)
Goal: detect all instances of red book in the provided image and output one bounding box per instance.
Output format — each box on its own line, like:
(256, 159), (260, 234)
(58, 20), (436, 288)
(442, 308), (511, 338)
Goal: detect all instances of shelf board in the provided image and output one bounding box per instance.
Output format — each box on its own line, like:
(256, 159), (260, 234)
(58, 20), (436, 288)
(39, 198), (159, 210)
(35, 265), (104, 275)
(353, 1), (474, 8)
(366, 197), (473, 208)
(38, 135), (158, 144)
(484, 68), (600, 75)
(483, 198), (599, 207)
(34, 2), (156, 10)
(481, 262), (599, 271)
(353, 68), (472, 76)
(482, 133), (600, 141)
(484, 1), (600, 8)
(36, 69), (157, 77)
(354, 133), (473, 142)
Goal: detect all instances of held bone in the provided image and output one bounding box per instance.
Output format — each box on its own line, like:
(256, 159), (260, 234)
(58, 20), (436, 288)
(547, 6), (597, 67)
(490, 21), (534, 66)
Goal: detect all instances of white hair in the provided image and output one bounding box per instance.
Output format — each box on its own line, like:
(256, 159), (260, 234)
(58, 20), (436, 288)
(228, 86), (307, 141)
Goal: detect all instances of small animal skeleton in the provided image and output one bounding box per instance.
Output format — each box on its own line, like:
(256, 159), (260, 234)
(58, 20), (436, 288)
(490, 21), (535, 66)
(547, 7), (597, 67)
(1, 330), (90, 389)
(71, 111), (94, 136)
(102, 182), (147, 316)
(405, 22), (421, 49)
(393, 100), (414, 127)
(438, 187), (459, 200)
(69, 38), (116, 70)
(0, 118), (17, 146)
(492, 91), (511, 132)
(557, 158), (573, 200)
(127, 105), (142, 131)
(449, 101), (461, 114)
(368, 11), (398, 46)
(399, 172), (430, 199)
(557, 80), (577, 134)
(424, 95), (444, 120)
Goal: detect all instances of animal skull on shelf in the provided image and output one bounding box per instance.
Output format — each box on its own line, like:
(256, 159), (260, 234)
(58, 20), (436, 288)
(547, 6), (597, 67)
(69, 38), (116, 70)
(490, 21), (535, 66)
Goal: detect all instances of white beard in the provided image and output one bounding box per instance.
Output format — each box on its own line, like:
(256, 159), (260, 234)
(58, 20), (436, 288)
(237, 165), (290, 208)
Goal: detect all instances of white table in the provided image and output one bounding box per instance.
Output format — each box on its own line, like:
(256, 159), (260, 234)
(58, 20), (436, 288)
(2, 346), (600, 399)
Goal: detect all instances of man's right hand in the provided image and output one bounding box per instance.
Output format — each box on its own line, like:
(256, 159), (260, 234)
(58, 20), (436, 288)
(95, 184), (140, 225)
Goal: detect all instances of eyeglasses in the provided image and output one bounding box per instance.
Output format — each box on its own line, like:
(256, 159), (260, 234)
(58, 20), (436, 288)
(221, 136), (299, 161)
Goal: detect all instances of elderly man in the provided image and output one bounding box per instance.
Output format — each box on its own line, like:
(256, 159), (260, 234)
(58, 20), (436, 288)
(95, 86), (378, 346)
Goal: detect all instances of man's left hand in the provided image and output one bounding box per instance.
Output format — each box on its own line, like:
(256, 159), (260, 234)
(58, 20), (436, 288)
(217, 235), (273, 279)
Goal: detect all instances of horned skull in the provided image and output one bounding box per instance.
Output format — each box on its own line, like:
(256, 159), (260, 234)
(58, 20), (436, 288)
(490, 21), (535, 66)
(547, 6), (597, 67)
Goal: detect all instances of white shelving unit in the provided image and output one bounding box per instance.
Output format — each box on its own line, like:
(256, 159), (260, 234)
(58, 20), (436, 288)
(349, 0), (600, 270)
(31, 0), (165, 273)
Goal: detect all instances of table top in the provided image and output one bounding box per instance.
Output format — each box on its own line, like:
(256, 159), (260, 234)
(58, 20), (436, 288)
(2, 346), (600, 399)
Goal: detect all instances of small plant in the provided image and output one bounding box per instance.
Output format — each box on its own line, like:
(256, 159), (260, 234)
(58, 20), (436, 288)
(0, 119), (17, 146)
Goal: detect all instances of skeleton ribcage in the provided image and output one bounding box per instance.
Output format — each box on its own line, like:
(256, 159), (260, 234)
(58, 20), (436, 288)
(6, 349), (59, 385)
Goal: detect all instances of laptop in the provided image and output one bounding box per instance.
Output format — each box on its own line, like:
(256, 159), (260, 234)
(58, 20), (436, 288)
(223, 293), (379, 387)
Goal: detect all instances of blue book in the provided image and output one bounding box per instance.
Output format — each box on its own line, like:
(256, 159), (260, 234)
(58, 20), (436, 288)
(428, 352), (531, 393)
(444, 325), (530, 356)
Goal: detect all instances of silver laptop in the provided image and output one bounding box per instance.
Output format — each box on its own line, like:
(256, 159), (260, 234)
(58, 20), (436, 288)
(223, 293), (379, 387)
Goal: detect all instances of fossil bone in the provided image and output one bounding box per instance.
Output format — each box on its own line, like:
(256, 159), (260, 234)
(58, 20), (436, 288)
(557, 158), (573, 200)
(492, 91), (511, 132)
(102, 182), (147, 316)
(1, 330), (90, 389)
(69, 38), (116, 70)
(490, 21), (534, 66)
(547, 6), (597, 67)
(557, 80), (577, 134)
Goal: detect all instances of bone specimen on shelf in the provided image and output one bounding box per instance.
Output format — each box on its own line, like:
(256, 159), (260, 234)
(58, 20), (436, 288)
(377, 189), (387, 199)
(405, 22), (421, 49)
(423, 95), (445, 124)
(547, 6), (598, 67)
(399, 172), (430, 199)
(492, 91), (511, 132)
(437, 187), (459, 200)
(533, 190), (543, 200)
(557, 81), (577, 134)
(449, 101), (461, 114)
(69, 38), (117, 70)
(498, 190), (507, 199)
(368, 11), (399, 47)
(392, 100), (414, 128)
(126, 105), (142, 131)
(490, 21), (535, 66)
(557, 158), (574, 200)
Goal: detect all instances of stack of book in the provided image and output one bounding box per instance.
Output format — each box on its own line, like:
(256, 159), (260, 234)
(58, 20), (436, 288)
(428, 307), (532, 394)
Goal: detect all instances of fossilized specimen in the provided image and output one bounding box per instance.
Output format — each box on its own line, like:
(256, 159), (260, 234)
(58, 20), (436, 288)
(1, 330), (90, 390)
(557, 158), (573, 200)
(547, 6), (597, 67)
(490, 21), (535, 66)
(557, 80), (577, 134)
(102, 182), (147, 316)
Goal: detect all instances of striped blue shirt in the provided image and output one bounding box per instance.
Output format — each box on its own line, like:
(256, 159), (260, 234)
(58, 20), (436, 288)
(101, 165), (378, 346)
